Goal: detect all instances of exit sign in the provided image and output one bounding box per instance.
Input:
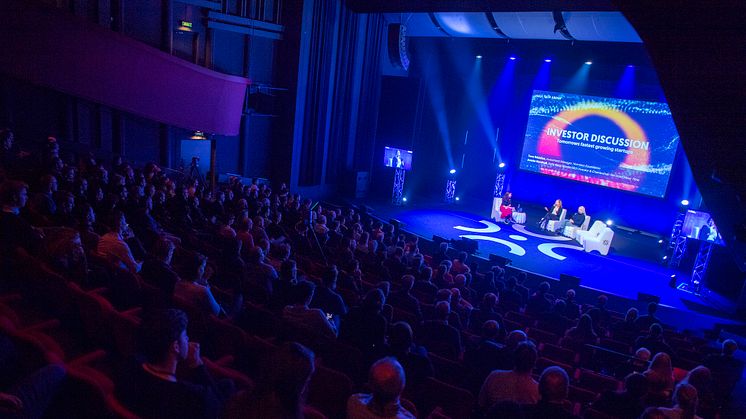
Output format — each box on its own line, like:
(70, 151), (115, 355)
(180, 20), (193, 29)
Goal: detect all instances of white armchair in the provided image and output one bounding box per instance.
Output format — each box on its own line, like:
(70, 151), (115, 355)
(576, 220), (605, 243)
(582, 226), (614, 255)
(491, 197), (503, 221)
(546, 208), (567, 233)
(563, 215), (591, 238)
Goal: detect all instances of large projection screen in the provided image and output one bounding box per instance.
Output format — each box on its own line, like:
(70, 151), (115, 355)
(519, 90), (680, 198)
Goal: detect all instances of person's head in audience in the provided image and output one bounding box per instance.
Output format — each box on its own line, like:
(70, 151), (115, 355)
(367, 358), (407, 409)
(625, 307), (639, 323)
(537, 281), (550, 295)
(0, 180), (29, 212)
(552, 299), (567, 315)
(275, 243), (291, 261)
(648, 323), (663, 339)
(506, 330), (528, 349)
(575, 313), (596, 337)
(435, 289), (452, 304)
(109, 210), (128, 236)
(722, 339), (738, 356)
(253, 342), (315, 418)
(0, 128), (13, 150)
(481, 320), (500, 341)
(597, 294), (608, 309)
(377, 281), (390, 298)
(138, 309), (190, 368)
(565, 289), (576, 302)
(456, 251), (467, 264)
(517, 271), (527, 285)
(389, 322), (414, 355)
(78, 203), (96, 229)
(672, 383), (699, 417)
(505, 276), (517, 290)
(623, 372), (649, 399)
(538, 366), (569, 404)
(46, 228), (87, 278)
(648, 352), (673, 376)
(647, 302), (659, 316)
(400, 275), (414, 293)
(480, 292), (497, 311)
(184, 253), (207, 283)
(682, 366), (711, 395)
(421, 266), (433, 282)
(322, 265), (338, 289)
(292, 280), (315, 307)
(434, 300), (450, 322)
(152, 237), (176, 266)
(363, 288), (385, 313)
(641, 407), (667, 419)
(279, 259), (297, 284)
(635, 347), (652, 362)
(438, 241), (448, 255)
(514, 341), (538, 374)
(40, 174), (58, 194)
(248, 246), (265, 264)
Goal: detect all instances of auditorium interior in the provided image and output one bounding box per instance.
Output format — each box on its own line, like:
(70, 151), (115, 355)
(1, 0), (746, 418)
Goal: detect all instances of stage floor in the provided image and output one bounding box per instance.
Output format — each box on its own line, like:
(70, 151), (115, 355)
(368, 199), (739, 326)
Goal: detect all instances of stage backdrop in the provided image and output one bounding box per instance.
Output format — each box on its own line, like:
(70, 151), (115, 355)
(520, 90), (679, 198)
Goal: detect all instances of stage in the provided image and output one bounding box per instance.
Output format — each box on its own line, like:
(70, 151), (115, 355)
(364, 198), (741, 330)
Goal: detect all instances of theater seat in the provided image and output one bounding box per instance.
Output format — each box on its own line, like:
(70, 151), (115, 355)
(415, 377), (474, 419)
(307, 365), (354, 419)
(575, 369), (622, 393)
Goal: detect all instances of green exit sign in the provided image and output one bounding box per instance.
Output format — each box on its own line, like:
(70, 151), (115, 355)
(180, 20), (193, 29)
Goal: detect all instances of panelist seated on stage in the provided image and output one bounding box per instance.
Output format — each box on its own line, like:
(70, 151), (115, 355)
(540, 199), (563, 229)
(555, 206), (587, 233)
(499, 192), (516, 223)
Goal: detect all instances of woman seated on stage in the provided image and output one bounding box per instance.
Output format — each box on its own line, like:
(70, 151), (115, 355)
(499, 192), (515, 223)
(540, 199), (563, 230)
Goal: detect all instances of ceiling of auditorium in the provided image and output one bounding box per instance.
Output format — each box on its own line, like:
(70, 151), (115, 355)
(382, 12), (641, 43)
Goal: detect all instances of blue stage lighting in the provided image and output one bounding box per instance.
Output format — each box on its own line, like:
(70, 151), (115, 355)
(498, 162), (506, 168)
(455, 197), (460, 201)
(680, 199), (690, 206)
(662, 255), (668, 260)
(605, 219), (614, 226)
(544, 58), (552, 63)
(658, 239), (664, 244)
(585, 61), (593, 65)
(449, 169), (456, 174)
(476, 55), (483, 59)
(402, 197), (407, 202)
(509, 56), (517, 61)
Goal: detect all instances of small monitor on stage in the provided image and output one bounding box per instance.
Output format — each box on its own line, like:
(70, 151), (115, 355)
(384, 146), (413, 170)
(682, 210), (724, 245)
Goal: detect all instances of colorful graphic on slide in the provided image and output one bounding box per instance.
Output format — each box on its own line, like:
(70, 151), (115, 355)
(519, 90), (680, 198)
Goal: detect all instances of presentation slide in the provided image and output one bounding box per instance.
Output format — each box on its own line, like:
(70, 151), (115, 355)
(384, 146), (413, 170)
(519, 90), (680, 198)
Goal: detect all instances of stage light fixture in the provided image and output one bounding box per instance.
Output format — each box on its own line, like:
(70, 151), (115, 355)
(498, 162), (506, 168)
(669, 274), (677, 288)
(402, 197), (407, 202)
(455, 197), (460, 201)
(662, 255), (668, 260)
(585, 61), (593, 65)
(509, 56), (517, 61)
(544, 58), (552, 63)
(680, 199), (690, 206)
(476, 55), (483, 59)
(449, 169), (456, 174)
(605, 219), (613, 226)
(658, 239), (664, 244)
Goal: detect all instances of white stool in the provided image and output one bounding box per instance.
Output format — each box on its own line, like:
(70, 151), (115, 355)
(512, 212), (526, 224)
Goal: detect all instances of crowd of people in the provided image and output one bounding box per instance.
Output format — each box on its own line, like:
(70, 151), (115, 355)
(0, 128), (743, 418)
